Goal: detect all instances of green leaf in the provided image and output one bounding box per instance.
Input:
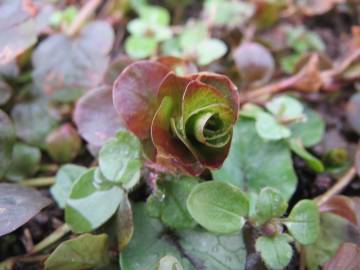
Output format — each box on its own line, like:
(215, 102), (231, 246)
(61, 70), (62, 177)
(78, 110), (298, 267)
(158, 256), (183, 270)
(255, 234), (293, 270)
(44, 234), (110, 270)
(120, 204), (193, 270)
(6, 143), (41, 182)
(99, 131), (141, 188)
(116, 194), (134, 251)
(125, 35), (157, 59)
(178, 229), (246, 270)
(50, 164), (87, 208)
(138, 5), (170, 26)
(255, 112), (291, 140)
(196, 39), (227, 66)
(0, 110), (15, 179)
(289, 139), (324, 173)
(213, 118), (297, 201)
(290, 108), (324, 147)
(11, 98), (59, 148)
(284, 200), (320, 245)
(255, 187), (288, 224)
(146, 176), (198, 229)
(179, 21), (208, 52)
(65, 168), (124, 233)
(266, 95), (304, 120)
(186, 181), (249, 234)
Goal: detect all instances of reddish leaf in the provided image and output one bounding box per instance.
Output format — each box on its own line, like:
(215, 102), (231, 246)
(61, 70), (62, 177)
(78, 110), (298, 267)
(156, 56), (197, 75)
(73, 86), (123, 147)
(113, 61), (170, 139)
(323, 243), (360, 270)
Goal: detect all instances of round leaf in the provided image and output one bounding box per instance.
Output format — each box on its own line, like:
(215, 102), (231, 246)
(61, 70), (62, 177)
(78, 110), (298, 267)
(255, 112), (291, 140)
(187, 181), (249, 234)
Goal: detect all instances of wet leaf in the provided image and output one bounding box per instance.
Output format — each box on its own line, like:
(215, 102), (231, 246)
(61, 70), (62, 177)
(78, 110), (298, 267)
(323, 242), (360, 270)
(233, 42), (274, 87)
(255, 234), (293, 270)
(146, 176), (198, 229)
(50, 164), (87, 208)
(0, 110), (15, 179)
(44, 233), (110, 270)
(65, 168), (124, 233)
(212, 118), (297, 201)
(99, 131), (141, 187)
(187, 181), (249, 234)
(0, 0), (53, 65)
(0, 183), (51, 236)
(284, 200), (320, 245)
(32, 21), (114, 96)
(73, 86), (124, 148)
(46, 124), (82, 163)
(178, 228), (246, 270)
(120, 203), (193, 270)
(255, 187), (288, 224)
(5, 143), (41, 182)
(11, 98), (58, 148)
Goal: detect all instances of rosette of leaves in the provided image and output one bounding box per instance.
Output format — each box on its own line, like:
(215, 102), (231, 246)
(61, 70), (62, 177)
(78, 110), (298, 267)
(113, 60), (239, 175)
(162, 21), (227, 66)
(125, 5), (172, 59)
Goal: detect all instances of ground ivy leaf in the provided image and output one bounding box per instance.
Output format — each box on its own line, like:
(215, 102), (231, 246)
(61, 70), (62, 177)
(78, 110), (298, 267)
(11, 98), (59, 148)
(0, 183), (51, 236)
(255, 112), (291, 140)
(50, 164), (87, 209)
(125, 36), (158, 59)
(5, 143), (41, 182)
(186, 181), (249, 234)
(99, 131), (141, 187)
(255, 187), (288, 224)
(212, 118), (297, 201)
(255, 234), (293, 270)
(284, 200), (320, 245)
(289, 139), (324, 172)
(179, 228), (246, 270)
(65, 168), (124, 233)
(146, 176), (198, 229)
(266, 95), (304, 120)
(44, 233), (110, 270)
(0, 110), (15, 179)
(32, 21), (114, 96)
(196, 39), (227, 66)
(305, 212), (360, 270)
(290, 108), (324, 147)
(73, 86), (124, 148)
(120, 203), (193, 270)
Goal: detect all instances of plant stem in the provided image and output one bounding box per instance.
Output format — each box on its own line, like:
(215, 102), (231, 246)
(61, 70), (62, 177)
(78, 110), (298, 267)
(66, 0), (102, 36)
(315, 166), (357, 206)
(31, 224), (71, 254)
(20, 177), (55, 188)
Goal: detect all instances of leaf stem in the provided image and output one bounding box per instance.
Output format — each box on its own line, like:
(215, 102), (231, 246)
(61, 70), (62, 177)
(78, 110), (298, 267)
(20, 177), (55, 188)
(315, 166), (357, 206)
(66, 0), (102, 36)
(31, 224), (71, 254)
